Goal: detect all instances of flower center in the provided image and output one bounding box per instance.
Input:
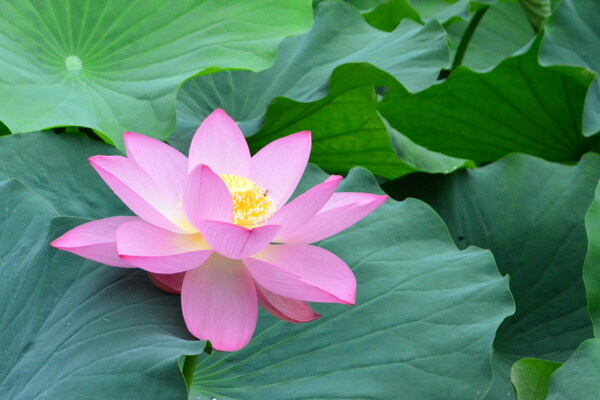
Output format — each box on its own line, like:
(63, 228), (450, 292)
(220, 174), (276, 227)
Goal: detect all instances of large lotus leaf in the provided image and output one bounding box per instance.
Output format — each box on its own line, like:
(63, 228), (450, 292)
(539, 0), (600, 136)
(0, 0), (312, 149)
(380, 44), (595, 164)
(510, 358), (561, 400)
(547, 339), (600, 400)
(0, 180), (205, 400)
(385, 153), (600, 398)
(0, 131), (127, 219)
(169, 0), (448, 151)
(446, 1), (535, 71)
(584, 181), (600, 335)
(187, 166), (514, 400)
(247, 63), (473, 179)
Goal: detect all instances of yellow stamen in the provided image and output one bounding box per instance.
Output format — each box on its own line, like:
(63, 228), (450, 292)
(220, 174), (276, 227)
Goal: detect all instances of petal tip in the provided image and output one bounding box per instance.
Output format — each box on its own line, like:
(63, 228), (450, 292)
(122, 131), (143, 145)
(293, 130), (312, 142)
(327, 175), (343, 183)
(339, 293), (356, 305)
(88, 155), (115, 167)
(373, 194), (389, 205)
(208, 108), (234, 122)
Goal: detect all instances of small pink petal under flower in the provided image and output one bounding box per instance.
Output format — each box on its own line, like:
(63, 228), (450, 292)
(270, 175), (342, 239)
(276, 192), (388, 244)
(251, 244), (356, 305)
(188, 109), (251, 177)
(181, 254), (258, 352)
(116, 221), (212, 274)
(199, 220), (281, 260)
(89, 156), (183, 232)
(183, 164), (233, 230)
(256, 284), (321, 323)
(124, 132), (188, 206)
(251, 131), (311, 209)
(51, 216), (139, 267)
(148, 272), (184, 294)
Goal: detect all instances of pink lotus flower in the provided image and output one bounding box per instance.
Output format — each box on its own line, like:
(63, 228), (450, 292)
(51, 109), (387, 351)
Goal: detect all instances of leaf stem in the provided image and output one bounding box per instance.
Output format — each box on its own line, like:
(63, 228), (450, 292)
(439, 6), (489, 79)
(452, 6), (489, 71)
(182, 354), (198, 392)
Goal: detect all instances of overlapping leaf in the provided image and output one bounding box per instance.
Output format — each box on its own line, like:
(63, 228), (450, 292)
(539, 0), (600, 136)
(379, 44), (595, 165)
(170, 0), (449, 152)
(0, 0), (313, 149)
(247, 64), (473, 179)
(510, 358), (561, 400)
(409, 0), (495, 23)
(446, 1), (535, 71)
(547, 339), (600, 400)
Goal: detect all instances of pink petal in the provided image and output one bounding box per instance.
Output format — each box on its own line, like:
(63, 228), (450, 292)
(251, 131), (311, 209)
(183, 164), (233, 230)
(199, 221), (280, 260)
(181, 254), (258, 351)
(116, 221), (212, 274)
(244, 256), (349, 303)
(148, 272), (185, 294)
(188, 109), (251, 176)
(89, 155), (184, 232)
(124, 132), (188, 206)
(256, 283), (321, 323)
(277, 192), (388, 244)
(270, 175), (342, 239)
(50, 216), (139, 267)
(250, 244), (356, 305)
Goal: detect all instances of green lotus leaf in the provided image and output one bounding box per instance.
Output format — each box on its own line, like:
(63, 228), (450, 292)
(169, 0), (449, 151)
(539, 0), (600, 136)
(362, 0), (422, 31)
(247, 63), (473, 179)
(0, 131), (126, 219)
(510, 358), (561, 400)
(0, 0), (313, 149)
(386, 153), (600, 398)
(380, 44), (595, 164)
(518, 0), (550, 31)
(547, 339), (600, 400)
(188, 166), (514, 400)
(446, 1), (535, 71)
(584, 181), (600, 334)
(0, 180), (205, 399)
(410, 0), (495, 24)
